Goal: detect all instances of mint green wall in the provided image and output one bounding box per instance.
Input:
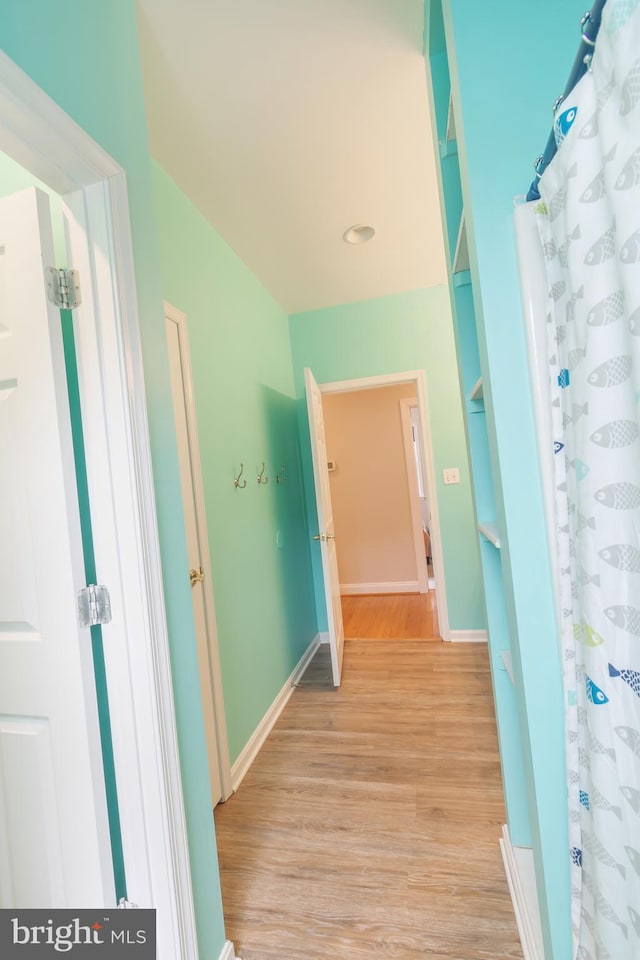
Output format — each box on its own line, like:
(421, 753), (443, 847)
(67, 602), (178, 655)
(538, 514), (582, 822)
(289, 287), (484, 633)
(0, 4), (225, 954)
(151, 163), (317, 764)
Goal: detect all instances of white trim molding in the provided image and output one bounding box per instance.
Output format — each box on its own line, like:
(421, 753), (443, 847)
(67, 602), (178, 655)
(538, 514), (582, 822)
(230, 634), (322, 792)
(449, 629), (488, 643)
(499, 825), (544, 960)
(340, 581), (420, 596)
(219, 940), (239, 960)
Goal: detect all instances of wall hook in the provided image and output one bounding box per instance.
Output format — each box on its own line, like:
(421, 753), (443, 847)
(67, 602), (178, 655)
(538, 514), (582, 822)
(234, 463), (247, 488)
(257, 462), (269, 485)
(276, 463), (287, 484)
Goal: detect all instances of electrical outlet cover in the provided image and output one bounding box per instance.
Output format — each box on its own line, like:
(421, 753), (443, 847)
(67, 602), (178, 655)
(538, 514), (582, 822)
(443, 467), (460, 485)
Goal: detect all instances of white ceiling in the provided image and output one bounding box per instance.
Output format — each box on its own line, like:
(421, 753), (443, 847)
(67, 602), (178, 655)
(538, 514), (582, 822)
(136, 0), (446, 314)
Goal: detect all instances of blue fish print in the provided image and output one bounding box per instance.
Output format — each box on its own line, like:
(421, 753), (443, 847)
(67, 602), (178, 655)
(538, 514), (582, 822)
(585, 224), (616, 265)
(570, 459), (589, 481)
(620, 228), (640, 264)
(555, 105), (578, 145)
(557, 368), (570, 388)
(599, 543), (640, 572)
(579, 790), (590, 810)
(554, 441), (564, 454)
(585, 675), (609, 705)
(615, 146), (640, 190)
(609, 663), (640, 698)
(620, 58), (640, 116)
(570, 846), (583, 867)
(587, 355), (632, 387)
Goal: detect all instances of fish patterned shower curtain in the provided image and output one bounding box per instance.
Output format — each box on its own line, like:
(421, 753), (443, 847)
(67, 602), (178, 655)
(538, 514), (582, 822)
(535, 1), (640, 956)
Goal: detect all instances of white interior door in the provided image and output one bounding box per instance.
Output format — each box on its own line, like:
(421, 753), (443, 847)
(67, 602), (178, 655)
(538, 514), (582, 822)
(304, 368), (344, 685)
(165, 305), (230, 805)
(0, 187), (114, 907)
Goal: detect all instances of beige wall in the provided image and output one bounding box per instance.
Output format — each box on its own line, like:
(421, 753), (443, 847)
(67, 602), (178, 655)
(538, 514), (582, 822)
(323, 383), (419, 591)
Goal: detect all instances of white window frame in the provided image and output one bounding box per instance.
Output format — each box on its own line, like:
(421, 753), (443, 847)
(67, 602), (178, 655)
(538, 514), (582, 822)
(0, 52), (198, 958)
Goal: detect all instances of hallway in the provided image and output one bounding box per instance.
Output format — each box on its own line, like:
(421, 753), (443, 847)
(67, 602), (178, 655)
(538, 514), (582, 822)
(214, 640), (522, 959)
(341, 590), (439, 640)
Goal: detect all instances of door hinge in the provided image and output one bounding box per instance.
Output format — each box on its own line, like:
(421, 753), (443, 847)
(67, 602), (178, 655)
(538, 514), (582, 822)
(47, 267), (81, 310)
(77, 584), (112, 628)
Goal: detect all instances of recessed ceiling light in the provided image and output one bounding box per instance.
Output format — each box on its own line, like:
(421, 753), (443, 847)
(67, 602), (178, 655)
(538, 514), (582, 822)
(343, 224), (375, 245)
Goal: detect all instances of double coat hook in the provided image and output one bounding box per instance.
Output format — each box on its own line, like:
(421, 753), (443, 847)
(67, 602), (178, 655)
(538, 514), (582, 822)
(234, 463), (247, 488)
(257, 462), (269, 485)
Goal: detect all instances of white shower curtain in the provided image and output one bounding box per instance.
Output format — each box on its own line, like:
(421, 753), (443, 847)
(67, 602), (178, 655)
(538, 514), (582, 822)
(536, 1), (640, 957)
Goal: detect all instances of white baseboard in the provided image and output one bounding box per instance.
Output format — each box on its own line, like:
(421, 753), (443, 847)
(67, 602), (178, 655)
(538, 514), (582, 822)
(499, 825), (544, 960)
(219, 941), (239, 960)
(449, 629), (488, 643)
(340, 581), (419, 596)
(318, 631), (329, 643)
(230, 633), (322, 792)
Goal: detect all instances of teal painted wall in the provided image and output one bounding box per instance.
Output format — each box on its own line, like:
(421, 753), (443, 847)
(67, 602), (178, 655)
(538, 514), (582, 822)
(289, 286), (484, 633)
(0, 5), (226, 954)
(151, 162), (317, 764)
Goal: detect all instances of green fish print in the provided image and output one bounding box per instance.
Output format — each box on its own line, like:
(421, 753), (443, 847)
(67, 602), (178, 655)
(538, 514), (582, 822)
(595, 482), (640, 509)
(615, 146), (640, 190)
(599, 543), (640, 572)
(608, 663), (640, 697)
(620, 57), (640, 116)
(587, 355), (632, 387)
(615, 725), (640, 757)
(605, 605), (640, 634)
(586, 289), (624, 326)
(620, 227), (640, 264)
(585, 224), (616, 265)
(585, 675), (609, 704)
(569, 459), (589, 480)
(590, 419), (639, 448)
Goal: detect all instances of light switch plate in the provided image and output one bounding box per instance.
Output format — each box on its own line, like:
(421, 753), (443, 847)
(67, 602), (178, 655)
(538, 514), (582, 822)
(443, 467), (460, 485)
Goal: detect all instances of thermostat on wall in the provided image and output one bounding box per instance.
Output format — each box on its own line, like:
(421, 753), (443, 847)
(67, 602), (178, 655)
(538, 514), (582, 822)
(327, 460), (337, 472)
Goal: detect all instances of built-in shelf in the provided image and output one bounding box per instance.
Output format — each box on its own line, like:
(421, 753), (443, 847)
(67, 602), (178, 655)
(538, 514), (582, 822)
(469, 377), (483, 401)
(500, 650), (514, 684)
(446, 92), (456, 142)
(439, 139), (458, 160)
(453, 215), (469, 274)
(452, 269), (471, 288)
(478, 522), (501, 548)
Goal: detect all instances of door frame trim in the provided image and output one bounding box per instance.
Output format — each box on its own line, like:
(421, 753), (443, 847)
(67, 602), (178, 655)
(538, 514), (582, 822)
(164, 301), (232, 800)
(318, 369), (449, 639)
(0, 51), (198, 955)
(399, 397), (430, 595)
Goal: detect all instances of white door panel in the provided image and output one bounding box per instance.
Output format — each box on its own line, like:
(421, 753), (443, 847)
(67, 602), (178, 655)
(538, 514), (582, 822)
(0, 187), (113, 907)
(305, 367), (344, 685)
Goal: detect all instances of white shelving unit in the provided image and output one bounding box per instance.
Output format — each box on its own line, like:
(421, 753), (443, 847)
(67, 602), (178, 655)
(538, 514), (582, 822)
(478, 522), (501, 548)
(453, 215), (469, 274)
(446, 93), (456, 142)
(469, 377), (483, 401)
(500, 650), (514, 684)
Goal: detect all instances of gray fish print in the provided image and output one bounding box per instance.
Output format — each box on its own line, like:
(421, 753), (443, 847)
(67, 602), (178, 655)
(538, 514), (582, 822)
(577, 567), (600, 587)
(585, 223), (616, 265)
(572, 403), (588, 422)
(566, 285), (584, 322)
(582, 868), (628, 937)
(577, 512), (596, 533)
(551, 280), (566, 301)
(604, 143), (618, 164)
(615, 725), (640, 757)
(579, 112), (599, 139)
(599, 543), (640, 572)
(586, 727), (616, 762)
(630, 906), (640, 938)
(543, 239), (557, 260)
(615, 146), (640, 190)
(590, 419), (639, 448)
(549, 185), (567, 221)
(607, 1), (640, 35)
(568, 162), (578, 178)
(570, 807), (581, 824)
(577, 948), (595, 960)
(590, 783), (622, 820)
(621, 784), (640, 814)
(620, 227), (640, 264)
(629, 306), (640, 335)
(584, 832), (626, 877)
(605, 605), (640, 634)
(569, 768), (581, 784)
(555, 325), (567, 345)
(620, 58), (640, 116)
(587, 355), (632, 387)
(580, 170), (606, 203)
(595, 482), (640, 509)
(586, 289), (625, 326)
(581, 907), (613, 960)
(625, 846), (640, 876)
(568, 347), (586, 370)
(558, 241), (569, 269)
(577, 706), (587, 726)
(598, 73), (616, 109)
(571, 580), (579, 601)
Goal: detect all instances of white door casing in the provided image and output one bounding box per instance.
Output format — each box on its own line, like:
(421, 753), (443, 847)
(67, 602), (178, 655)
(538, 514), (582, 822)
(400, 398), (430, 595)
(304, 367), (344, 685)
(0, 187), (114, 907)
(165, 303), (231, 805)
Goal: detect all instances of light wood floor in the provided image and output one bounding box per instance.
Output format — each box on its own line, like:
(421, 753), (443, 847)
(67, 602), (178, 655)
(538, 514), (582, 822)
(214, 641), (522, 960)
(341, 590), (439, 639)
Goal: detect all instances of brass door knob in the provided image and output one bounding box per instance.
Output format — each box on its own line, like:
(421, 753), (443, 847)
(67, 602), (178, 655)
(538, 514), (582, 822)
(326, 534), (336, 541)
(313, 534), (326, 542)
(190, 566), (205, 587)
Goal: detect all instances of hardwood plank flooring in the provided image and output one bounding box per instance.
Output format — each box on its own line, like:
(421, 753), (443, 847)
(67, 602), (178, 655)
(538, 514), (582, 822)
(214, 641), (522, 960)
(341, 591), (439, 640)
